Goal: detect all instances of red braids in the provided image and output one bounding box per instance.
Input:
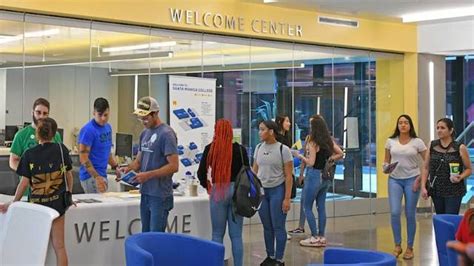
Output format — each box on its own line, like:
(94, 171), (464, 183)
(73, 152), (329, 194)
(206, 119), (233, 200)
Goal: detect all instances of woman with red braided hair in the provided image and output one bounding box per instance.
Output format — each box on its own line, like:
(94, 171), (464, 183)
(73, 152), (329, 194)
(197, 119), (250, 266)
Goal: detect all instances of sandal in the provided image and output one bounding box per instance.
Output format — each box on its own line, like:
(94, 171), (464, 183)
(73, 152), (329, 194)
(317, 237), (327, 247)
(403, 248), (414, 260)
(393, 246), (402, 258)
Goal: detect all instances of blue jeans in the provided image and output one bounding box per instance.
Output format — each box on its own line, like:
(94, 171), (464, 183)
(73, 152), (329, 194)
(303, 168), (329, 237)
(432, 196), (463, 215)
(140, 194), (173, 232)
(258, 183), (287, 261)
(298, 187), (306, 228)
(388, 176), (420, 247)
(210, 183), (243, 266)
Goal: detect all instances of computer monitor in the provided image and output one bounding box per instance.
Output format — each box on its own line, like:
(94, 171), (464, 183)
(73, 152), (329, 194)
(57, 128), (64, 142)
(115, 133), (133, 158)
(5, 126), (19, 142)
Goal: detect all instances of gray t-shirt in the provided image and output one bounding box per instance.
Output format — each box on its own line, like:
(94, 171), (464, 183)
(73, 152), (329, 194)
(254, 142), (293, 188)
(139, 123), (178, 197)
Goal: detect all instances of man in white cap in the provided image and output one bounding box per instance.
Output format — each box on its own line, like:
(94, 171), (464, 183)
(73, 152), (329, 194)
(120, 96), (179, 232)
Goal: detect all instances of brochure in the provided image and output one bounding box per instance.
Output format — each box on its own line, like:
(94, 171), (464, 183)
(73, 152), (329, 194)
(120, 170), (140, 187)
(384, 161), (399, 174)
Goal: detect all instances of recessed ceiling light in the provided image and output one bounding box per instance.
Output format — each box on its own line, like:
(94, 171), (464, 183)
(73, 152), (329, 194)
(402, 6), (474, 23)
(102, 41), (177, 53)
(0, 29), (59, 44)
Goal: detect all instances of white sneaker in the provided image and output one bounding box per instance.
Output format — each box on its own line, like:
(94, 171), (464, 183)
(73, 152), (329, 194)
(299, 236), (320, 247)
(287, 233), (292, 240)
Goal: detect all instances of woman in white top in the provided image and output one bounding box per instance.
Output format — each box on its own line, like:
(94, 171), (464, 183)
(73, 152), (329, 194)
(384, 114), (427, 260)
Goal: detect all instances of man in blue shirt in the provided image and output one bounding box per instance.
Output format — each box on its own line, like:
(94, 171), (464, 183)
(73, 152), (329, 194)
(120, 96), (179, 232)
(79, 97), (119, 193)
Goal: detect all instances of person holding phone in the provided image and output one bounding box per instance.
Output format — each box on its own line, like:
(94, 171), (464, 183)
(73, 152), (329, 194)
(384, 114), (427, 260)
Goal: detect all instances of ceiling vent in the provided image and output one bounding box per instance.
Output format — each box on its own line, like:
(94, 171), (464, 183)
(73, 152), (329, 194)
(318, 16), (359, 28)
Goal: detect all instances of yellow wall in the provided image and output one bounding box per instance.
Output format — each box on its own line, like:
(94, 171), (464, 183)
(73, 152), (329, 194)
(375, 58), (407, 197)
(1, 0), (417, 53)
(403, 53), (419, 128)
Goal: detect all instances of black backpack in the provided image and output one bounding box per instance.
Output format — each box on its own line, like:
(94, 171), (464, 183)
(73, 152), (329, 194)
(233, 145), (263, 218)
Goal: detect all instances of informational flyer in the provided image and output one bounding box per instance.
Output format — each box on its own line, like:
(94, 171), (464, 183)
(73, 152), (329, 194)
(169, 75), (216, 180)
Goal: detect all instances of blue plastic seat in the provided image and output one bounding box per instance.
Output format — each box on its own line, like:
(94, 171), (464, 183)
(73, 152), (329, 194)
(433, 214), (463, 266)
(125, 232), (225, 266)
(307, 247), (396, 265)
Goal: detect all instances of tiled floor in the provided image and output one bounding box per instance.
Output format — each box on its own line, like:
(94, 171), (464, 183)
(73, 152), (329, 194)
(237, 212), (438, 266)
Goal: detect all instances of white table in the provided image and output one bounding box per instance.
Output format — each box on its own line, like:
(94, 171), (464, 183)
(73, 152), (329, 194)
(1, 192), (231, 266)
(0, 147), (11, 156)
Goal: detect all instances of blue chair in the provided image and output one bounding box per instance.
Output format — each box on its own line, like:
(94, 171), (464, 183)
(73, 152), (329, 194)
(308, 247), (396, 265)
(433, 214), (463, 266)
(125, 232), (225, 266)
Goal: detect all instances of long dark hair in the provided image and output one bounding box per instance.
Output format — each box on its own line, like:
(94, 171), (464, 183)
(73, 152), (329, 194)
(275, 115), (289, 133)
(309, 115), (334, 153)
(389, 114), (418, 139)
(275, 114), (291, 146)
(437, 118), (456, 138)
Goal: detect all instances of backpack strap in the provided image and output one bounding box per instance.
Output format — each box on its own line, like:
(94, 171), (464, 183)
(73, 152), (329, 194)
(238, 143), (244, 165)
(254, 143), (262, 162)
(280, 143), (284, 168)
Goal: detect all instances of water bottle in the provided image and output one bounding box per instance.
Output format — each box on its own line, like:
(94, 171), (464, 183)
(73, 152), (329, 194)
(185, 171), (193, 185)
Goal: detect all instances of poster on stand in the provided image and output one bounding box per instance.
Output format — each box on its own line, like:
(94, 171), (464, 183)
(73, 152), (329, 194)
(169, 75), (216, 181)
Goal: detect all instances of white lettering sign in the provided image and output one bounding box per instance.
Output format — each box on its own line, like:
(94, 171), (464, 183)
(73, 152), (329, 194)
(169, 8), (303, 37)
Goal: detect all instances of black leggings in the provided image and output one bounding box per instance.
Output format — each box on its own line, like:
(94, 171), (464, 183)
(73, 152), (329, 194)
(431, 196), (463, 214)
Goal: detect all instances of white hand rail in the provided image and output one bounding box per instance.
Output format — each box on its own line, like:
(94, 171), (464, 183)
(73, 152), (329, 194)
(456, 121), (474, 142)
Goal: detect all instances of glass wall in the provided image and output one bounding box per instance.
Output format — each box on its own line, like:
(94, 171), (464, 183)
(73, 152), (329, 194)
(446, 55), (474, 145)
(0, 11), (405, 215)
(446, 55), (474, 204)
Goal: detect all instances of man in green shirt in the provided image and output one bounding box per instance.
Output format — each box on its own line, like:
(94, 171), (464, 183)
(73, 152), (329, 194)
(9, 98), (62, 172)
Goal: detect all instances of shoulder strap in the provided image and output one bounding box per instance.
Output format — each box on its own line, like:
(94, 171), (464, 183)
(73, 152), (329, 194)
(280, 143), (284, 167)
(254, 143), (262, 162)
(58, 143), (69, 192)
(238, 144), (244, 165)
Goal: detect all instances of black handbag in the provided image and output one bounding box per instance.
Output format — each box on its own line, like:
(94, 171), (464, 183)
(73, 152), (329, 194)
(59, 143), (73, 209)
(290, 174), (297, 199)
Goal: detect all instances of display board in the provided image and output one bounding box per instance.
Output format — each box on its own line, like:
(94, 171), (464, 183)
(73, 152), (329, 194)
(169, 76), (216, 180)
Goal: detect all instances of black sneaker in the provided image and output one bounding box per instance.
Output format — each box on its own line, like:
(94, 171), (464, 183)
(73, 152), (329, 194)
(288, 227), (305, 234)
(260, 257), (276, 266)
(274, 261), (285, 266)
